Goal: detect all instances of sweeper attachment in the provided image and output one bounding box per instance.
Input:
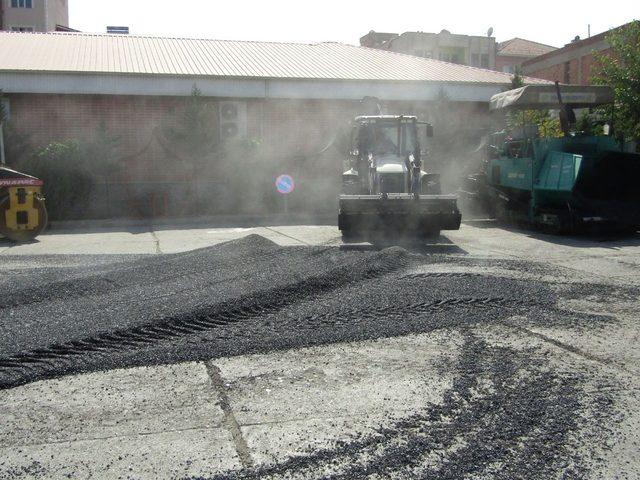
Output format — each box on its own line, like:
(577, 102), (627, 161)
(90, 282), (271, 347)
(0, 166), (48, 242)
(338, 115), (461, 240)
(462, 83), (640, 233)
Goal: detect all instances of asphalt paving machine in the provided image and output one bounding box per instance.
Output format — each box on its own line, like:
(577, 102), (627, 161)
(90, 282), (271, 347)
(463, 83), (640, 233)
(0, 121), (47, 242)
(338, 115), (461, 240)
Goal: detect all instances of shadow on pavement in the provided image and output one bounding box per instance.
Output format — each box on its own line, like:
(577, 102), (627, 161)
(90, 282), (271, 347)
(463, 219), (640, 249)
(48, 214), (337, 235)
(341, 235), (468, 255)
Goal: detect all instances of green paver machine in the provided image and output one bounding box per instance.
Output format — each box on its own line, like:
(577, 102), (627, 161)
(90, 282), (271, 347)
(464, 83), (640, 233)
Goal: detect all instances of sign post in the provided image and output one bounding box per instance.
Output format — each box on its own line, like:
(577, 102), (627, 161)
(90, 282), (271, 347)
(275, 174), (295, 214)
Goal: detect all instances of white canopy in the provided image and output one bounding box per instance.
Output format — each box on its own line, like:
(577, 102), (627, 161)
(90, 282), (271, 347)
(490, 85), (614, 111)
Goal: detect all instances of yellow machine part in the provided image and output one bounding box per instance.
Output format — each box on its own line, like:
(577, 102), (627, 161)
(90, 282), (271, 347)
(5, 186), (42, 230)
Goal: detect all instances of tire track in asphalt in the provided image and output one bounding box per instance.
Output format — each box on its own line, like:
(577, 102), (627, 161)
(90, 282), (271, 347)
(0, 247), (409, 389)
(506, 323), (632, 373)
(198, 333), (600, 480)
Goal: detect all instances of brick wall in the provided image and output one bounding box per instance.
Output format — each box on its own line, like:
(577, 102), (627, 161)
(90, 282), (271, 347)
(524, 51), (611, 85)
(4, 92), (490, 217)
(522, 29), (614, 86)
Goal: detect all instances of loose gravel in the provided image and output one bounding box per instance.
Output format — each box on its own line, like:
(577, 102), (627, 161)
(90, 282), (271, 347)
(0, 234), (634, 479)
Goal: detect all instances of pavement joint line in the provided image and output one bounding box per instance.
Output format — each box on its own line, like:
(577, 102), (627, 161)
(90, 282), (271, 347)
(263, 226), (310, 246)
(204, 360), (255, 468)
(0, 424), (225, 450)
(505, 322), (632, 374)
(148, 228), (163, 255)
(239, 411), (414, 428)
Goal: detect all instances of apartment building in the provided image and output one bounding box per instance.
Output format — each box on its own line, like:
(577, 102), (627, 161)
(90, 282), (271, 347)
(361, 29), (496, 69)
(0, 0), (69, 32)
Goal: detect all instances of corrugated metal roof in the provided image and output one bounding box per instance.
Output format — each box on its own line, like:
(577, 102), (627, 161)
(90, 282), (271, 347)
(0, 31), (549, 85)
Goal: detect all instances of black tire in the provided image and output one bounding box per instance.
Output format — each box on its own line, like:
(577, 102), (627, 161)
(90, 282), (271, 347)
(341, 230), (363, 243)
(420, 229), (441, 240)
(0, 195), (48, 243)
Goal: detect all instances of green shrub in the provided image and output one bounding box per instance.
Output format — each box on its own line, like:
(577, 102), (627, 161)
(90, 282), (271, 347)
(19, 141), (94, 220)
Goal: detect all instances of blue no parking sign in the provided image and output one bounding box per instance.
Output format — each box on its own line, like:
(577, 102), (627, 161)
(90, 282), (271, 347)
(276, 174), (295, 195)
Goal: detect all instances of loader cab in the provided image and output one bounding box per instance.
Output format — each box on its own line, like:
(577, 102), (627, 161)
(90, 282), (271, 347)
(344, 115), (439, 196)
(350, 116), (420, 159)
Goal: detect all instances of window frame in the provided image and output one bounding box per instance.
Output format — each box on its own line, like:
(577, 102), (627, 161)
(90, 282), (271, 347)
(11, 0), (33, 8)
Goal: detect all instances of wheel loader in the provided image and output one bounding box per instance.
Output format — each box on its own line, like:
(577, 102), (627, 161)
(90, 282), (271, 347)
(338, 115), (461, 240)
(462, 83), (640, 233)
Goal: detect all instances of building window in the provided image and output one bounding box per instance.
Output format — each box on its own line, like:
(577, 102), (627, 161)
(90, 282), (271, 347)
(471, 54), (479, 66)
(564, 61), (571, 83)
(11, 0), (33, 8)
(413, 50), (432, 59)
(502, 65), (514, 73)
(481, 54), (490, 68)
(11, 26), (34, 32)
(439, 52), (461, 63)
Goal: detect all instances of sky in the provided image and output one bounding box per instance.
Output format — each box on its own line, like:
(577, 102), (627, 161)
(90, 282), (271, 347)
(69, 0), (637, 47)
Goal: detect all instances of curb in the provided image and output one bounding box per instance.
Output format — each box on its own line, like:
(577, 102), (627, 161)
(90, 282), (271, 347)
(49, 213), (337, 231)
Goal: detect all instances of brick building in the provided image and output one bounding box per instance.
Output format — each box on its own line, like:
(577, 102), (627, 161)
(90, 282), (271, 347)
(0, 31), (548, 217)
(522, 27), (620, 85)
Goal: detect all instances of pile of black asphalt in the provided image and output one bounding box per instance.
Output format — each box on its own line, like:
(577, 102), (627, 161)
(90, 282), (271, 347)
(0, 234), (632, 479)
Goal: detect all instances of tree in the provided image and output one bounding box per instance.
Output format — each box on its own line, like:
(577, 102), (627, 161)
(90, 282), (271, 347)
(164, 85), (219, 165)
(19, 141), (94, 220)
(510, 67), (524, 89)
(593, 20), (640, 143)
(506, 69), (562, 138)
(0, 90), (33, 167)
(82, 122), (122, 177)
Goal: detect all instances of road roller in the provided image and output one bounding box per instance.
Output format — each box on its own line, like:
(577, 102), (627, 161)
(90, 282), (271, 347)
(0, 165), (48, 242)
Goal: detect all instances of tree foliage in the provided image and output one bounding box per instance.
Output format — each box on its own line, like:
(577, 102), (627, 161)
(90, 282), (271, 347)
(16, 126), (122, 219)
(0, 90), (34, 167)
(505, 71), (563, 138)
(19, 141), (94, 220)
(164, 85), (220, 164)
(510, 67), (524, 89)
(84, 122), (122, 177)
(506, 109), (563, 138)
(593, 20), (640, 142)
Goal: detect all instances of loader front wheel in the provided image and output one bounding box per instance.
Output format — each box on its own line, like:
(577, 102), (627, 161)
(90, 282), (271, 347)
(419, 228), (440, 240)
(341, 229), (363, 243)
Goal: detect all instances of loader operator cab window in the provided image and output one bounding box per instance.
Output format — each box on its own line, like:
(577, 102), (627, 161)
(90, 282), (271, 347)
(372, 125), (398, 155)
(359, 122), (416, 157)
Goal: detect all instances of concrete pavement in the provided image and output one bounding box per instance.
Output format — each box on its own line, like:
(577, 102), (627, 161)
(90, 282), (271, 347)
(2, 221), (640, 280)
(1, 222), (640, 478)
